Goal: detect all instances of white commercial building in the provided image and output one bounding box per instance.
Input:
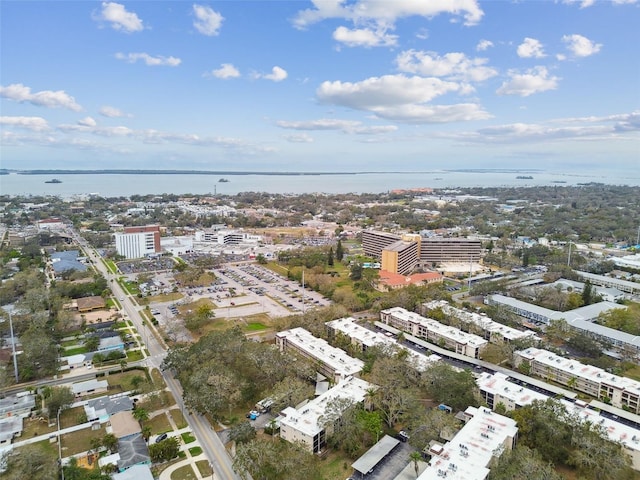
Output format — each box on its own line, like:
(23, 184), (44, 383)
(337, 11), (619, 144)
(114, 226), (161, 259)
(514, 347), (640, 414)
(194, 229), (261, 245)
(280, 376), (374, 454)
(380, 307), (487, 359)
(422, 300), (538, 343)
(420, 406), (518, 480)
(275, 327), (364, 382)
(326, 317), (441, 372)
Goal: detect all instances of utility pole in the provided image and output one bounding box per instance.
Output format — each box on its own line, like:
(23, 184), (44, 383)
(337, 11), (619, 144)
(567, 241), (573, 267)
(1, 306), (19, 383)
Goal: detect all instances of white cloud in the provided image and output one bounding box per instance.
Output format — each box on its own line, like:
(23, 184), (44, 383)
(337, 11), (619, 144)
(95, 2), (144, 33)
(332, 25), (398, 47)
(99, 106), (129, 118)
(208, 63), (240, 79)
(517, 37), (546, 58)
(395, 50), (497, 82)
(0, 83), (82, 111)
(276, 118), (398, 135)
(476, 39), (493, 51)
(115, 52), (182, 67)
(78, 117), (97, 127)
(192, 4), (224, 36)
(261, 66), (288, 82)
(561, 0), (596, 8)
(293, 0), (484, 28)
(562, 34), (602, 57)
(283, 133), (314, 143)
(612, 0), (637, 4)
(497, 66), (559, 97)
(316, 74), (490, 123)
(0, 116), (49, 131)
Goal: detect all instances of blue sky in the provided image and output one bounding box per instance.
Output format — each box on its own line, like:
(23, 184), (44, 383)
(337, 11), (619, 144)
(1, 0), (638, 172)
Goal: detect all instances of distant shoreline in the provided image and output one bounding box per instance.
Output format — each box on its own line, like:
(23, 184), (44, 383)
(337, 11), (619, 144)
(3, 168), (543, 176)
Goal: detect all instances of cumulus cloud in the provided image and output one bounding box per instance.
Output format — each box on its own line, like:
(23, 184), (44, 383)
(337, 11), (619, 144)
(95, 2), (144, 33)
(561, 0), (596, 8)
(497, 66), (559, 97)
(207, 63), (240, 79)
(100, 106), (129, 118)
(476, 39), (493, 51)
(78, 117), (97, 127)
(277, 118), (398, 135)
(562, 34), (602, 57)
(517, 37), (546, 58)
(260, 66), (288, 82)
(115, 52), (182, 66)
(0, 116), (49, 131)
(293, 0), (484, 29)
(0, 83), (82, 111)
(395, 50), (497, 82)
(332, 26), (398, 47)
(316, 74), (490, 123)
(283, 133), (314, 143)
(193, 4), (224, 36)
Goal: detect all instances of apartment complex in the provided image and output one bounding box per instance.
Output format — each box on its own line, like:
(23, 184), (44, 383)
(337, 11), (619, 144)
(514, 347), (640, 414)
(275, 327), (364, 382)
(361, 230), (481, 274)
(576, 271), (640, 295)
(422, 300), (538, 344)
(325, 317), (441, 372)
(114, 225), (161, 259)
(280, 376), (374, 454)
(477, 372), (640, 470)
(419, 406), (518, 480)
(487, 294), (637, 356)
(380, 307), (487, 358)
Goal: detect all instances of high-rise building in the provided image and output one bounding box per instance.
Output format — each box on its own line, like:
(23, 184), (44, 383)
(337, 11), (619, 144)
(114, 225), (161, 259)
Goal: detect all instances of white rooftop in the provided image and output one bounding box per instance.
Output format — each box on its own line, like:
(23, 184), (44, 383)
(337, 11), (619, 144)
(71, 379), (108, 395)
(383, 307), (488, 349)
(476, 372), (548, 407)
(276, 327), (364, 378)
(517, 347), (640, 397)
(326, 317), (441, 372)
(280, 376), (374, 438)
(423, 300), (538, 342)
(419, 406), (518, 480)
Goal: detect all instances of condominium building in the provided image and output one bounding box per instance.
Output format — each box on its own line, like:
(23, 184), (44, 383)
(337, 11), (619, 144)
(477, 371), (640, 471)
(486, 294), (636, 356)
(514, 347), (640, 414)
(361, 230), (402, 259)
(275, 327), (364, 382)
(380, 307), (487, 358)
(419, 406), (518, 480)
(422, 300), (538, 344)
(381, 240), (419, 275)
(114, 225), (161, 259)
(325, 317), (441, 371)
(575, 271), (640, 295)
(280, 376), (374, 453)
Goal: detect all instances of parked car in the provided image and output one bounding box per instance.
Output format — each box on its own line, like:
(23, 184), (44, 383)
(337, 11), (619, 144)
(155, 433), (168, 443)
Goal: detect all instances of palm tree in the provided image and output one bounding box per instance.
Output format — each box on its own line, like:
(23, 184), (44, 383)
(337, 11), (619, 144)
(409, 451), (423, 478)
(132, 406), (149, 426)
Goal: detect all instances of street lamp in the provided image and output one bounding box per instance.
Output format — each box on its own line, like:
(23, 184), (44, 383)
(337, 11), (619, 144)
(0, 306), (19, 383)
(57, 408), (65, 480)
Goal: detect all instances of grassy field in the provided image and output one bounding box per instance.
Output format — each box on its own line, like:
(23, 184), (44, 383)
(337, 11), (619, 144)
(181, 431), (196, 444)
(147, 412), (173, 435)
(104, 369), (149, 391)
(22, 417), (57, 438)
(170, 464), (198, 480)
(141, 292), (184, 304)
(196, 460), (214, 477)
(169, 409), (188, 429)
(61, 424), (107, 456)
(188, 446), (202, 456)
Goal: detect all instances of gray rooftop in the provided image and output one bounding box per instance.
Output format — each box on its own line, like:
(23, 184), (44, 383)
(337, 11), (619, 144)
(352, 435), (400, 474)
(117, 433), (150, 471)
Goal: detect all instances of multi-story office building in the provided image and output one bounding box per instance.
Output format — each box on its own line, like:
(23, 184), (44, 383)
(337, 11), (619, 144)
(361, 230), (482, 274)
(325, 317), (441, 371)
(114, 225), (161, 259)
(195, 229), (261, 245)
(275, 327), (364, 382)
(419, 406), (518, 480)
(280, 376), (374, 454)
(380, 307), (487, 358)
(422, 300), (538, 344)
(420, 237), (482, 264)
(514, 347), (640, 414)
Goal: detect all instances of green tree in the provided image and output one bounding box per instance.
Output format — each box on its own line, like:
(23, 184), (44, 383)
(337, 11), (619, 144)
(336, 239), (344, 261)
(84, 335), (100, 352)
(489, 445), (564, 480)
(228, 421), (257, 445)
(45, 386), (74, 421)
(582, 280), (593, 306)
(2, 444), (59, 480)
(327, 246), (334, 267)
(409, 451), (423, 478)
(148, 436), (181, 462)
(132, 406), (149, 425)
(424, 363), (479, 411)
